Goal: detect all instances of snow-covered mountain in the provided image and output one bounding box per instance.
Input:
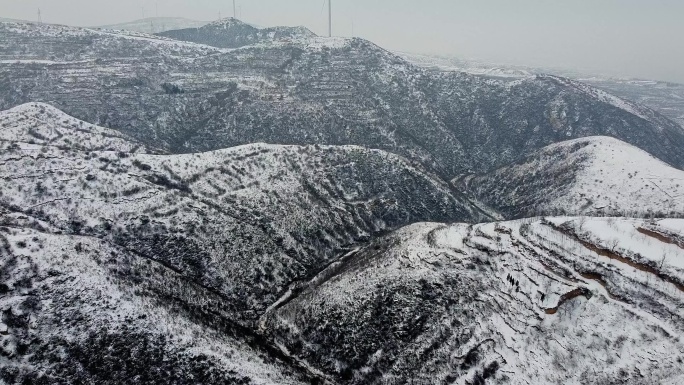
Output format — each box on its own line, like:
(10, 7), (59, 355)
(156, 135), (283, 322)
(582, 78), (684, 128)
(0, 224), (312, 384)
(96, 17), (209, 34)
(461, 136), (684, 218)
(1, 21), (683, 180)
(2, 17), (684, 384)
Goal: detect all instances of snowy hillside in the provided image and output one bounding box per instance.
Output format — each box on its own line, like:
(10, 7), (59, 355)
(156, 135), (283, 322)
(4, 106), (683, 382)
(462, 136), (684, 218)
(541, 75), (674, 129)
(581, 78), (684, 128)
(0, 102), (147, 152)
(397, 51), (534, 79)
(0, 225), (310, 384)
(0, 103), (489, 327)
(263, 217), (684, 384)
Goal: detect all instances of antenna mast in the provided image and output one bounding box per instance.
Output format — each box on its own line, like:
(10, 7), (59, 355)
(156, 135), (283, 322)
(37, 8), (42, 23)
(328, 0), (332, 37)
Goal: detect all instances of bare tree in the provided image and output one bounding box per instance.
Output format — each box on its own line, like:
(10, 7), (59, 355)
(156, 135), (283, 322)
(658, 253), (668, 271)
(609, 238), (620, 253)
(578, 216), (588, 232)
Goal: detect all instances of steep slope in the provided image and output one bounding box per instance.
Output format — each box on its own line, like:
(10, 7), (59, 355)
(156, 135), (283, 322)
(1, 22), (684, 178)
(0, 225), (311, 384)
(0, 103), (488, 329)
(157, 18), (316, 49)
(263, 217), (684, 384)
(97, 17), (209, 34)
(461, 136), (684, 218)
(422, 73), (684, 173)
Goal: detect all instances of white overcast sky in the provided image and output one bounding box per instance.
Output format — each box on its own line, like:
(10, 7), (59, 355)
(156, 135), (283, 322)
(1, 0), (683, 83)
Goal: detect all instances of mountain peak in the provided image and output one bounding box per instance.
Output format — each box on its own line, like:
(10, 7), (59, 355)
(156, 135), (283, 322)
(206, 17), (249, 29)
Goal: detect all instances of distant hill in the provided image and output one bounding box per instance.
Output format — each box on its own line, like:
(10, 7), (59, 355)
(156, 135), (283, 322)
(96, 17), (208, 34)
(0, 17), (29, 22)
(157, 17), (316, 49)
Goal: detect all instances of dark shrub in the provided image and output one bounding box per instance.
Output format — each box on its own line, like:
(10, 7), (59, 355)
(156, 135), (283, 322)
(161, 83), (184, 95)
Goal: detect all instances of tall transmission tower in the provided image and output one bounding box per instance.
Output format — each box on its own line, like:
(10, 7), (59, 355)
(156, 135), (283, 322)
(328, 0), (332, 37)
(37, 8), (43, 23)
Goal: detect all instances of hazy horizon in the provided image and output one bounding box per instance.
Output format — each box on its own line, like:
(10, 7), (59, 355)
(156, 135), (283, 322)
(1, 0), (682, 83)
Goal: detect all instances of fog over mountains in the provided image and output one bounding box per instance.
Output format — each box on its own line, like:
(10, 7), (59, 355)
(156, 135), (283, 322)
(1, 17), (683, 385)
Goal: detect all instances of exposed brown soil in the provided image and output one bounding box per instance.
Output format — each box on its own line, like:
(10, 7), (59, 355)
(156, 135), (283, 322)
(576, 271), (626, 302)
(545, 222), (684, 293)
(637, 227), (684, 250)
(544, 287), (591, 315)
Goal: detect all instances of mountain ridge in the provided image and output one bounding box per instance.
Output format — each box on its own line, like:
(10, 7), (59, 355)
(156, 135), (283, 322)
(0, 101), (496, 384)
(2, 21), (684, 181)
